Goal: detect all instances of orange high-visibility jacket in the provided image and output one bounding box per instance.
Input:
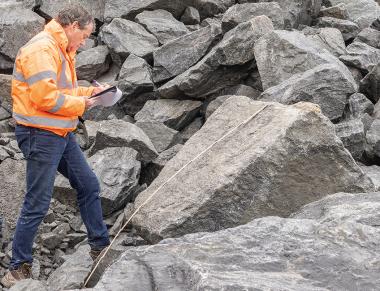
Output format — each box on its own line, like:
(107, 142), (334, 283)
(12, 19), (94, 136)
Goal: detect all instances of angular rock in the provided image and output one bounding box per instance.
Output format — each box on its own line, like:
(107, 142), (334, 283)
(365, 119), (380, 159)
(319, 3), (349, 19)
(222, 2), (285, 32)
(132, 97), (373, 243)
(335, 119), (365, 159)
(303, 27), (346, 57)
(293, 191), (380, 222)
(30, 0), (106, 21)
(180, 6), (200, 25)
(315, 16), (360, 41)
(238, 0), (322, 29)
(0, 6), (44, 71)
(135, 99), (202, 131)
(89, 119), (158, 162)
(88, 147), (141, 215)
(360, 165), (380, 190)
(254, 30), (348, 90)
(0, 107), (11, 121)
(159, 16), (274, 98)
(9, 279), (48, 291)
(117, 54), (154, 111)
(46, 245), (92, 291)
(153, 23), (222, 78)
(340, 42), (380, 73)
(260, 64), (356, 120)
(96, 199), (380, 291)
(0, 74), (12, 112)
(135, 10), (189, 45)
(135, 121), (179, 153)
(0, 159), (26, 230)
(360, 63), (380, 102)
(100, 18), (159, 66)
(76, 45), (111, 82)
(326, 0), (380, 29)
(344, 92), (374, 119)
(355, 27), (380, 49)
(104, 0), (234, 22)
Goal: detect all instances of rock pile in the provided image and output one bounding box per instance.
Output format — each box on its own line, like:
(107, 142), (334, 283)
(0, 0), (380, 290)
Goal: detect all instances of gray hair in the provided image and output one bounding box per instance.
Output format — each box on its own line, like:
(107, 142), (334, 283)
(56, 5), (94, 29)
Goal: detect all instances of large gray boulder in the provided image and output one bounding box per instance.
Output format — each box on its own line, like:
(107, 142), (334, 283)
(326, 0), (380, 30)
(25, 0), (106, 21)
(0, 74), (12, 111)
(100, 18), (159, 66)
(303, 27), (346, 57)
(0, 6), (44, 71)
(135, 10), (189, 45)
(159, 15), (274, 99)
(0, 159), (26, 231)
(254, 30), (352, 90)
(89, 119), (158, 162)
(360, 63), (380, 102)
(88, 147), (141, 216)
(340, 41), (380, 73)
(355, 27), (380, 49)
(259, 64), (357, 120)
(95, 193), (380, 290)
(221, 2), (285, 31)
(117, 54), (155, 114)
(134, 99), (202, 131)
(153, 23), (222, 78)
(132, 97), (374, 243)
(75, 46), (111, 82)
(315, 16), (360, 41)
(238, 0), (322, 29)
(104, 0), (234, 22)
(334, 119), (365, 159)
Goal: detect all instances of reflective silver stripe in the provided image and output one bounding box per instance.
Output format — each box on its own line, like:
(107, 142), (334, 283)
(13, 112), (78, 129)
(13, 69), (26, 82)
(57, 49), (73, 90)
(48, 93), (65, 113)
(27, 70), (57, 86)
(74, 81), (78, 88)
(12, 70), (56, 85)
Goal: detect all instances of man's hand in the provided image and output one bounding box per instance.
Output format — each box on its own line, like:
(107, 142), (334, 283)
(92, 83), (110, 96)
(83, 96), (96, 110)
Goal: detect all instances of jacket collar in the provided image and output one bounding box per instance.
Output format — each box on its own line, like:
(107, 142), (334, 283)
(44, 19), (76, 59)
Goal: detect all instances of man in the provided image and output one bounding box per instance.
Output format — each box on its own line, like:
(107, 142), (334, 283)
(1, 5), (110, 288)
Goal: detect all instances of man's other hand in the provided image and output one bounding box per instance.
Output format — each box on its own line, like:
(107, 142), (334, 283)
(84, 96), (96, 110)
(92, 84), (110, 96)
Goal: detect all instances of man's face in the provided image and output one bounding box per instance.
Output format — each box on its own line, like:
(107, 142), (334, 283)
(65, 21), (93, 52)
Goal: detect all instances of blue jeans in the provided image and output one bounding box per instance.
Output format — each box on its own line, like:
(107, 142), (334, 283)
(10, 125), (110, 269)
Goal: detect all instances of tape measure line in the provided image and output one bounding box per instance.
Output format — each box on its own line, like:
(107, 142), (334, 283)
(83, 103), (269, 288)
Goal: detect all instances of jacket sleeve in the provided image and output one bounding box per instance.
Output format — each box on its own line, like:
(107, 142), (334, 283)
(77, 85), (95, 97)
(21, 47), (85, 117)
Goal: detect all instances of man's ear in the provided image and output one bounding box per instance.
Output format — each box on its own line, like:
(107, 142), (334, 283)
(72, 21), (79, 30)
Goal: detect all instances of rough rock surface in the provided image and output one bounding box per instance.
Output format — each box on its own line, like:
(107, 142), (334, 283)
(132, 97), (373, 243)
(0, 159), (26, 231)
(95, 192), (380, 290)
(159, 16), (274, 98)
(100, 18), (159, 66)
(135, 9), (189, 45)
(0, 6), (44, 71)
(254, 30), (348, 90)
(260, 64), (356, 120)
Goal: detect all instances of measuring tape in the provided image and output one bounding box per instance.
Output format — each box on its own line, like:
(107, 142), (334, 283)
(83, 102), (269, 287)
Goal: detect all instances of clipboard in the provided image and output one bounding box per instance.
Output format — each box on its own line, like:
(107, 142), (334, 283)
(89, 86), (117, 98)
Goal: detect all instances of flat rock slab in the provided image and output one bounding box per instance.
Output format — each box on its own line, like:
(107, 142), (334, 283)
(132, 96), (373, 243)
(95, 192), (380, 290)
